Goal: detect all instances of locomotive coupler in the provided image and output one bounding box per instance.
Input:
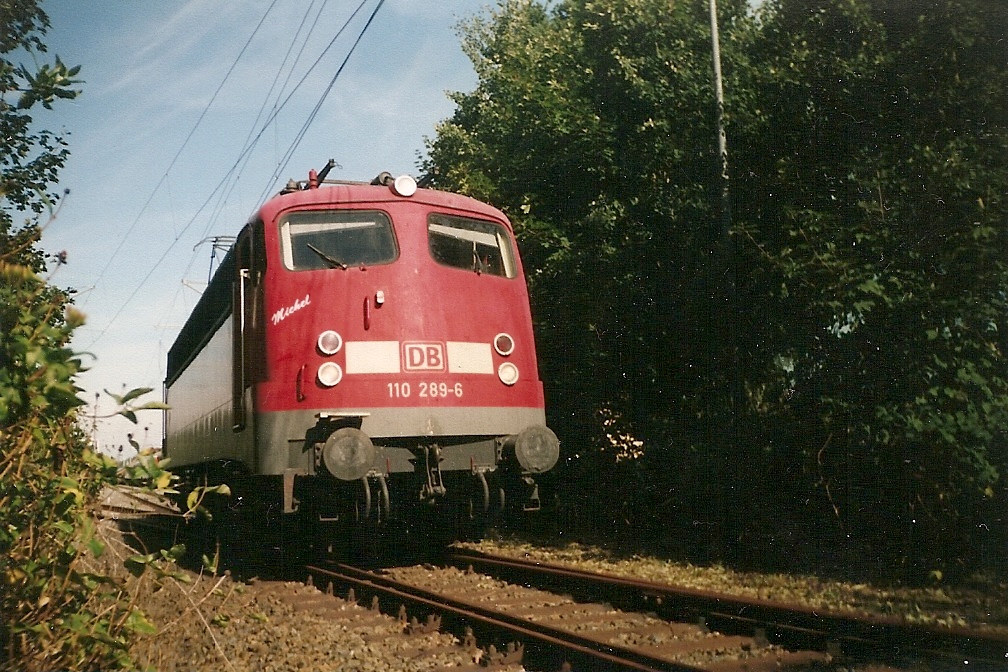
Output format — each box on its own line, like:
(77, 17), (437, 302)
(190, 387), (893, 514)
(419, 444), (446, 504)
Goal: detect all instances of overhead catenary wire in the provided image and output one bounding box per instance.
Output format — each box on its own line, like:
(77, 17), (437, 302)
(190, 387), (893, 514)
(161, 0), (376, 331)
(204, 0), (378, 236)
(256, 0), (387, 205)
(140, 0), (357, 372)
(199, 0), (328, 236)
(85, 0), (386, 352)
(80, 0), (282, 312)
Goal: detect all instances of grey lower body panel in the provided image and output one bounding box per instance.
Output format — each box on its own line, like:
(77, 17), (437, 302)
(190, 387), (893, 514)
(255, 406), (548, 476)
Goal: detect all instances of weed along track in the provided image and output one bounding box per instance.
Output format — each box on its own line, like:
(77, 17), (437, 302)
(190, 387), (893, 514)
(99, 485), (184, 520)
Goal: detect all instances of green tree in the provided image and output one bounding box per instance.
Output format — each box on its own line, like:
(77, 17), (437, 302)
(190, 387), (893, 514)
(0, 0), (80, 272)
(425, 0), (735, 433)
(423, 0), (756, 556)
(424, 0), (1008, 576)
(731, 0), (1008, 576)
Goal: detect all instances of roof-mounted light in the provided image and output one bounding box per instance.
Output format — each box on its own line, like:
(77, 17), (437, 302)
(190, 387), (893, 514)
(371, 171), (417, 197)
(392, 174), (417, 197)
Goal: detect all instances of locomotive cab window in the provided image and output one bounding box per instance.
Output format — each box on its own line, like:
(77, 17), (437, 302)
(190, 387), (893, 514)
(280, 210), (397, 271)
(427, 213), (516, 278)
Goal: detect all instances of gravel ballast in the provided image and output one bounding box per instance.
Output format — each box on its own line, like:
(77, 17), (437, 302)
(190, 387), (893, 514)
(89, 519), (489, 672)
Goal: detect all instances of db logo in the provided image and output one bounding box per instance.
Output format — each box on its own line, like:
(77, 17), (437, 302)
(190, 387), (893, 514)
(403, 342), (445, 371)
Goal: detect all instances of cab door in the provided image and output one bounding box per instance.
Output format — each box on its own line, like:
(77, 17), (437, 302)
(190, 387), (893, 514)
(231, 226), (261, 466)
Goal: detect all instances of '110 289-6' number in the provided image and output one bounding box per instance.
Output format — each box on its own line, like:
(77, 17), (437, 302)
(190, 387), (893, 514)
(387, 382), (463, 398)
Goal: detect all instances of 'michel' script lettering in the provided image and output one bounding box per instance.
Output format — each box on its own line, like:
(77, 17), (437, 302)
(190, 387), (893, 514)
(271, 293), (310, 325)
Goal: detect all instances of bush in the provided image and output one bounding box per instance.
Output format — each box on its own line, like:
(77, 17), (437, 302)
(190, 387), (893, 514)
(0, 260), (150, 670)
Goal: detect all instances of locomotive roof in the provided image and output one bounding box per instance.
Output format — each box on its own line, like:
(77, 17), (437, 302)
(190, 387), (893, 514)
(253, 179), (512, 231)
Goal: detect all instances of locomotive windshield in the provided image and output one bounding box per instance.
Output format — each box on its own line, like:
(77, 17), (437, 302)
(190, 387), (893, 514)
(427, 213), (516, 278)
(280, 210), (398, 270)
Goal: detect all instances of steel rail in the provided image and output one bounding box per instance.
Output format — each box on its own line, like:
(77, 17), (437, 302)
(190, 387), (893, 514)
(307, 562), (710, 672)
(447, 548), (1008, 669)
(99, 502), (183, 521)
(100, 485), (183, 518)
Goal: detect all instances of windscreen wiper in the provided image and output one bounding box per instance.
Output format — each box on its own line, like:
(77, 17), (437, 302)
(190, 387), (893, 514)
(471, 240), (486, 275)
(307, 243), (347, 270)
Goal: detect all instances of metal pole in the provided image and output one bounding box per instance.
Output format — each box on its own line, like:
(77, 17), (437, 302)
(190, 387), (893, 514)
(708, 0), (738, 562)
(709, 0), (730, 233)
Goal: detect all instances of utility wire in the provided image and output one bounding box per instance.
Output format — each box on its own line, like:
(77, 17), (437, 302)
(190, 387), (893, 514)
(155, 0), (323, 338)
(86, 0), (385, 351)
(198, 0), (328, 240)
(186, 0), (375, 259)
(259, 0), (386, 204)
(189, 0), (375, 247)
(144, 0), (330, 372)
(81, 0), (281, 310)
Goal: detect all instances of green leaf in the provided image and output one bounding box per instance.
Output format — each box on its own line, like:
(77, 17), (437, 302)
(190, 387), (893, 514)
(161, 544), (186, 561)
(103, 388), (125, 405)
(153, 471), (173, 491)
(209, 484), (231, 497)
(132, 401), (170, 411)
(87, 537), (106, 558)
(126, 609), (158, 636)
(124, 553), (155, 577)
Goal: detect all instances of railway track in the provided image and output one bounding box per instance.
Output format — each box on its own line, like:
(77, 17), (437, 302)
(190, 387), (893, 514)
(95, 498), (1006, 669)
(444, 549), (1008, 670)
(307, 561), (830, 671)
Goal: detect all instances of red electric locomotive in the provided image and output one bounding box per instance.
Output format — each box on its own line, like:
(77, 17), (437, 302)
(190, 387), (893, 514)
(164, 163), (559, 558)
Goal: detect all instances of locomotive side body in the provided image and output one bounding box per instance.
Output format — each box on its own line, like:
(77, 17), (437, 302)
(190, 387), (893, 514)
(165, 173), (558, 550)
(165, 244), (256, 477)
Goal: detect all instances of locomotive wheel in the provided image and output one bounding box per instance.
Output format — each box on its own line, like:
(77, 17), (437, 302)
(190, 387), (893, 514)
(355, 476), (372, 523)
(348, 477), (388, 564)
(461, 472), (491, 541)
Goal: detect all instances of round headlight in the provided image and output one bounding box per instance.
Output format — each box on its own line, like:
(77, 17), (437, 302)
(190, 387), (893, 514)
(318, 330), (343, 355)
(498, 362), (519, 386)
(392, 174), (417, 197)
(317, 362), (343, 387)
(494, 332), (515, 356)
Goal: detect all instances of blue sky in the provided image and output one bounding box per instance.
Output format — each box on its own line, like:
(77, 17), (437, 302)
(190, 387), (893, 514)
(39, 1), (489, 455)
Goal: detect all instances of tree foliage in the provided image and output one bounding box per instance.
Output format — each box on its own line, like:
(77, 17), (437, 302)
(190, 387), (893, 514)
(0, 1), (79, 273)
(0, 266), (138, 670)
(731, 0), (1008, 575)
(423, 0), (1008, 578)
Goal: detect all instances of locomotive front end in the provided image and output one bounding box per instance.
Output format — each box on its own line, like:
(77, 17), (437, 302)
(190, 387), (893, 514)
(250, 171), (558, 549)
